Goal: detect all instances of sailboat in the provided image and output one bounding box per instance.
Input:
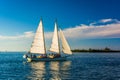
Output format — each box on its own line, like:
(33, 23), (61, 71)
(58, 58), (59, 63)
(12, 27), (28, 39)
(23, 19), (72, 62)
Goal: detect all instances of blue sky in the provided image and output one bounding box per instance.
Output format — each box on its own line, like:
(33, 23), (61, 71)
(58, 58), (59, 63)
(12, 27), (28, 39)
(0, 0), (120, 51)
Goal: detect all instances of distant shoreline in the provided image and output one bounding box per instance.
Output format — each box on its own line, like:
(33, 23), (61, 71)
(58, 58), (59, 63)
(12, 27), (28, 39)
(71, 50), (120, 52)
(72, 47), (120, 53)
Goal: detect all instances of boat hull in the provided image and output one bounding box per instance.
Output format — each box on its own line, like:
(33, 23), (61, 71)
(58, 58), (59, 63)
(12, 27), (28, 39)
(26, 57), (67, 62)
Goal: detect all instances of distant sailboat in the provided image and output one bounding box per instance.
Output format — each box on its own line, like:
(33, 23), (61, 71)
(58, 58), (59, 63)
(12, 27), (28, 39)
(23, 19), (72, 62)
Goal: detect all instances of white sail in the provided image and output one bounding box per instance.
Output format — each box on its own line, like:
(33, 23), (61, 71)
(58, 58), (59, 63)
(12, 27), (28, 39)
(30, 19), (46, 54)
(49, 22), (60, 53)
(60, 29), (72, 54)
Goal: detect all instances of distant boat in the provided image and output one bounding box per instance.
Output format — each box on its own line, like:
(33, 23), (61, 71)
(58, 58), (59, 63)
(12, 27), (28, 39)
(23, 19), (72, 62)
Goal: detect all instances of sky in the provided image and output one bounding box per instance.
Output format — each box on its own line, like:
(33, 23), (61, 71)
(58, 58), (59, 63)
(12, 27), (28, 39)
(0, 0), (120, 51)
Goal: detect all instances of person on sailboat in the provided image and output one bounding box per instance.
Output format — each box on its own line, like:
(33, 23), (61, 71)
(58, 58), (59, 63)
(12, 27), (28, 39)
(47, 53), (61, 58)
(37, 54), (46, 58)
(42, 54), (47, 58)
(54, 54), (61, 58)
(32, 54), (36, 58)
(47, 53), (53, 58)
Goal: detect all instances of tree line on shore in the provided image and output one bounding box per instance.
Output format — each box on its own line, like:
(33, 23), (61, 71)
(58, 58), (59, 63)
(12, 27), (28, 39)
(71, 47), (120, 52)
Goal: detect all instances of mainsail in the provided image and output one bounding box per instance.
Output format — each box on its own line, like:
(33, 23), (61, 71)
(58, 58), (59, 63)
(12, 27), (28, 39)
(49, 22), (60, 53)
(30, 19), (46, 54)
(60, 29), (72, 54)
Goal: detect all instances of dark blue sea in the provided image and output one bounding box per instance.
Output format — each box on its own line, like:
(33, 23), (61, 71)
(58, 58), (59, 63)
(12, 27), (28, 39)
(0, 52), (120, 80)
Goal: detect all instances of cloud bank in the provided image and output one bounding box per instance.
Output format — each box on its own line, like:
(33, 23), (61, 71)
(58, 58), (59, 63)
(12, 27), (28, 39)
(63, 22), (120, 39)
(0, 18), (120, 40)
(46, 18), (120, 39)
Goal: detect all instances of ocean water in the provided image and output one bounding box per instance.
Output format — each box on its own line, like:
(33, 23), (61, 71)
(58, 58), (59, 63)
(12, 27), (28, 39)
(0, 52), (120, 80)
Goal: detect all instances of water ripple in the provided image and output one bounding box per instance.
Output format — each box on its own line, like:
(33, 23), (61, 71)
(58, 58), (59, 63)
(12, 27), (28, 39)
(0, 52), (120, 80)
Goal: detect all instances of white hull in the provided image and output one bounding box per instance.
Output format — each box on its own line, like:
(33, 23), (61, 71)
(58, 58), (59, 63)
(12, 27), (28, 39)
(26, 57), (67, 62)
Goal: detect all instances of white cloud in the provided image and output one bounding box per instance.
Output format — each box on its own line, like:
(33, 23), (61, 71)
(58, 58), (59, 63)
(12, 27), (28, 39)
(45, 32), (53, 39)
(0, 30), (53, 41)
(23, 20), (120, 39)
(43, 22), (120, 39)
(90, 19), (120, 26)
(62, 20), (120, 39)
(100, 19), (113, 23)
(0, 31), (34, 40)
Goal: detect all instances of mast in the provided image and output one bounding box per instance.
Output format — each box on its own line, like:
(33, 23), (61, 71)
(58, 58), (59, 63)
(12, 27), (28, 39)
(42, 18), (46, 54)
(57, 21), (60, 54)
(49, 21), (60, 54)
(56, 20), (60, 54)
(30, 18), (46, 54)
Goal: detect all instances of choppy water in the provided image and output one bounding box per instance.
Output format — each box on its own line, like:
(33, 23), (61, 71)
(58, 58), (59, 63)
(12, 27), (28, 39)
(0, 52), (120, 80)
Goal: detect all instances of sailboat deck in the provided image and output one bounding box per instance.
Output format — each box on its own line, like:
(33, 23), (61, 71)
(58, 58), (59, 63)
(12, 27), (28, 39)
(28, 57), (67, 62)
